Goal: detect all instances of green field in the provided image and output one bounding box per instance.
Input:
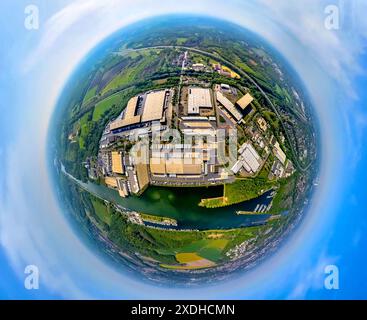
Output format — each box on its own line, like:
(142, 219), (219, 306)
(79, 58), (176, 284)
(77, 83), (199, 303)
(91, 199), (111, 226)
(176, 37), (188, 45)
(198, 196), (224, 208)
(92, 92), (125, 121)
(102, 51), (160, 94)
(83, 85), (97, 105)
(139, 213), (177, 225)
(257, 155), (274, 179)
(178, 238), (228, 262)
(199, 178), (274, 208)
(225, 178), (273, 204)
(78, 112), (92, 149)
(268, 174), (297, 214)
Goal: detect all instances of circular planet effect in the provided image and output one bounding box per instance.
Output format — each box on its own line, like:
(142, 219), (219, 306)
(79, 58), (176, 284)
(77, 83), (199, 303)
(49, 15), (320, 286)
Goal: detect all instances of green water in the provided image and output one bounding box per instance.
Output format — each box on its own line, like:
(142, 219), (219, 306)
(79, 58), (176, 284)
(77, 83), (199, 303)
(82, 181), (272, 230)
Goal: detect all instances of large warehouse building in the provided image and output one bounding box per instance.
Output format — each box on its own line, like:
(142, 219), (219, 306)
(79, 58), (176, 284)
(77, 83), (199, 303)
(236, 93), (254, 117)
(216, 91), (243, 122)
(141, 90), (167, 123)
(231, 142), (261, 175)
(111, 151), (124, 174)
(188, 87), (213, 115)
(150, 157), (203, 176)
(110, 90), (169, 131)
(110, 96), (141, 130)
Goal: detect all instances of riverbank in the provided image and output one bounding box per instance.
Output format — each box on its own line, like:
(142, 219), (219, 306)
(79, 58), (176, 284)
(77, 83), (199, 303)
(140, 213), (178, 226)
(62, 162), (274, 230)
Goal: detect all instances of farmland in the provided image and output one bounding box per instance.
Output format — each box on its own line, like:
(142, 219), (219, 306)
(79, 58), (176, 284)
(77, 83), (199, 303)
(79, 191), (269, 267)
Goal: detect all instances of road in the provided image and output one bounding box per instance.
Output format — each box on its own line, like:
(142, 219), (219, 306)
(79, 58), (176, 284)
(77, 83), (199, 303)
(175, 50), (188, 128)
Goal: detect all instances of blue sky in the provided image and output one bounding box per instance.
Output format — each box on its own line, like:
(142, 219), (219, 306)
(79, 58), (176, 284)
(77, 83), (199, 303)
(0, 0), (367, 299)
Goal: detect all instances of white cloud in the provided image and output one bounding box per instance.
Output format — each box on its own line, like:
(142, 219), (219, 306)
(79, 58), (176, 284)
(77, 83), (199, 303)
(23, 0), (118, 72)
(257, 0), (366, 98)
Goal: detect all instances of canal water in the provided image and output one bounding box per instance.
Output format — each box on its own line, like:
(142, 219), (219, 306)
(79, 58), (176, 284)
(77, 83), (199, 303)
(80, 180), (273, 230)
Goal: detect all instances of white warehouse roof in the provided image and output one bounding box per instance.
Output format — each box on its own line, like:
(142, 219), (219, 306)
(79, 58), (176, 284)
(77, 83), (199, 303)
(231, 142), (261, 174)
(188, 87), (212, 115)
(141, 90), (167, 123)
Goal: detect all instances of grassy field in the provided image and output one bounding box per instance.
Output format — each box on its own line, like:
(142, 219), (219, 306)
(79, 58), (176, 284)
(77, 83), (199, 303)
(157, 228), (259, 270)
(138, 228), (237, 264)
(268, 175), (297, 214)
(178, 239), (228, 262)
(78, 112), (92, 149)
(92, 92), (124, 121)
(176, 37), (188, 45)
(257, 154), (274, 179)
(91, 199), (111, 226)
(83, 85), (97, 105)
(140, 213), (177, 225)
(160, 262), (213, 270)
(225, 178), (273, 204)
(149, 230), (240, 264)
(199, 178), (274, 208)
(176, 252), (202, 263)
(161, 252), (216, 270)
(198, 196), (224, 208)
(77, 90), (129, 150)
(101, 51), (159, 94)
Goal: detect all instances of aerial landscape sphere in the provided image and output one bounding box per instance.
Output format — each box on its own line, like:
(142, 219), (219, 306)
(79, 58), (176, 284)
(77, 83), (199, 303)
(50, 15), (319, 286)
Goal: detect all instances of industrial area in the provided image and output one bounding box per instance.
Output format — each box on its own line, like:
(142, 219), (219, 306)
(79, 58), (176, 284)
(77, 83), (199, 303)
(92, 51), (295, 198)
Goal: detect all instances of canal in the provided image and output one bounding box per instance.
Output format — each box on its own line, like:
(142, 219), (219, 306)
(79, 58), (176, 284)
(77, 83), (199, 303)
(79, 180), (273, 230)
